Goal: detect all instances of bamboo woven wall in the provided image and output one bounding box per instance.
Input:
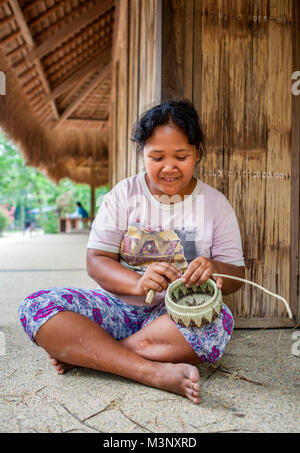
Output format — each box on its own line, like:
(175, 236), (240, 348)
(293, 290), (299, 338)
(110, 0), (299, 327)
(162, 0), (298, 327)
(109, 0), (162, 187)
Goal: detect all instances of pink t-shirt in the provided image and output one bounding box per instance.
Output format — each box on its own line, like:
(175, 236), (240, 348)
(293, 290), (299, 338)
(87, 171), (245, 306)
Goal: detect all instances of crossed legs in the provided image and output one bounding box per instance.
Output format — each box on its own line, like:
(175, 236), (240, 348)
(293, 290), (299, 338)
(36, 311), (201, 404)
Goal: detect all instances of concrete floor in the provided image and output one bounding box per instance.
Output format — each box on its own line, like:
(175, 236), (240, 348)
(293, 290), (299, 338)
(0, 232), (299, 433)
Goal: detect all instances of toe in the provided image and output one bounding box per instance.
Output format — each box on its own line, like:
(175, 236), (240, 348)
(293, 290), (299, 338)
(56, 364), (66, 374)
(187, 392), (201, 404)
(184, 365), (200, 383)
(192, 382), (200, 392)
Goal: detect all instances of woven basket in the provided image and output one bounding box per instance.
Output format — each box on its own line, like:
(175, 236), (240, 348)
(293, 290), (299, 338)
(165, 278), (223, 328)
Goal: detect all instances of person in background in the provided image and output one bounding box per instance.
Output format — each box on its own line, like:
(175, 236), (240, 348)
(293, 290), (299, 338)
(24, 221), (33, 240)
(76, 202), (88, 221)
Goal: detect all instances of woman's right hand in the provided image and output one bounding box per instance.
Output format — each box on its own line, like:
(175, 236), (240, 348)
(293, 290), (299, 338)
(136, 262), (182, 296)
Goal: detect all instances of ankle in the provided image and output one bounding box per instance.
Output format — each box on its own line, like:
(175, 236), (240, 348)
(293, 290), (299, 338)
(136, 360), (160, 387)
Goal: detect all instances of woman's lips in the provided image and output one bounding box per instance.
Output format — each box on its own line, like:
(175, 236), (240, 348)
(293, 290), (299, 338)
(161, 177), (179, 182)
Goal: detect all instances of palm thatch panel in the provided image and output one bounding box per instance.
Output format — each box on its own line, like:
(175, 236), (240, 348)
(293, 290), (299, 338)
(0, 0), (115, 186)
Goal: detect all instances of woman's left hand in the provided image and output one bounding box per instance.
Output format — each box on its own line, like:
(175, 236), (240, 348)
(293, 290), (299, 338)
(181, 257), (223, 290)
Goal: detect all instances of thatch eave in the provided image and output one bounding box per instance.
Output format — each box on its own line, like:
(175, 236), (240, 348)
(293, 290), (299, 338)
(0, 48), (109, 187)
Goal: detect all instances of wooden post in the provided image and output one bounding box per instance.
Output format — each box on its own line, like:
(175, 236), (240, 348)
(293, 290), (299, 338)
(291, 0), (300, 324)
(90, 184), (95, 220)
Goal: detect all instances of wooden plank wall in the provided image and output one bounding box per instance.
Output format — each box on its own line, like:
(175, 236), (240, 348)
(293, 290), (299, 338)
(109, 0), (162, 187)
(291, 0), (300, 323)
(162, 0), (298, 327)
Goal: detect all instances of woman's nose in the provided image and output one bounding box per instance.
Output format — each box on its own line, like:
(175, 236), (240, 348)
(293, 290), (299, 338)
(162, 162), (177, 170)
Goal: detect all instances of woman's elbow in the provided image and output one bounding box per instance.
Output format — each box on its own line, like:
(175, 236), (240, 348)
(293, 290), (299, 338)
(86, 249), (98, 278)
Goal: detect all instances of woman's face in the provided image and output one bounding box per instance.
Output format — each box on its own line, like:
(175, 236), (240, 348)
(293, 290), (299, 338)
(143, 123), (200, 200)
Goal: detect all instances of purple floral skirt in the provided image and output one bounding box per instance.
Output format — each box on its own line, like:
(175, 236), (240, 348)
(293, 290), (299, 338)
(18, 286), (234, 363)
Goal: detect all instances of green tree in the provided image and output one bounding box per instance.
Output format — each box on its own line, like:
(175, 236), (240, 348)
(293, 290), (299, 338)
(0, 129), (109, 232)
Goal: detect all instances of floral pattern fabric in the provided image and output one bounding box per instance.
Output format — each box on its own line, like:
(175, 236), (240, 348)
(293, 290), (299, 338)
(19, 286), (234, 363)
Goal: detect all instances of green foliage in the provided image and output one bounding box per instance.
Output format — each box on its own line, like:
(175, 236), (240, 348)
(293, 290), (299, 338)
(0, 208), (10, 235)
(56, 191), (76, 216)
(0, 129), (109, 233)
(40, 211), (58, 234)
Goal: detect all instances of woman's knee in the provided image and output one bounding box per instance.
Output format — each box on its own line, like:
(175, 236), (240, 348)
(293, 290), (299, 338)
(18, 287), (65, 341)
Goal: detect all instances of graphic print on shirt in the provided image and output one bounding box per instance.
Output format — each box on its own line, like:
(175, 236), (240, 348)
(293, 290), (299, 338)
(119, 226), (198, 274)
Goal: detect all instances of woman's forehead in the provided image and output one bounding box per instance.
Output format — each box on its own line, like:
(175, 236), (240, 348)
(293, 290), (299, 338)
(144, 124), (190, 146)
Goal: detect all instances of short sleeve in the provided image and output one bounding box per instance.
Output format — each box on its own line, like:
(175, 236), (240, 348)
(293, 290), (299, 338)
(210, 195), (245, 266)
(87, 185), (128, 254)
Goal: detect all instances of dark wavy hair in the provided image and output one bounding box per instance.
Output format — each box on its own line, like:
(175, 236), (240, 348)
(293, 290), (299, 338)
(131, 99), (206, 165)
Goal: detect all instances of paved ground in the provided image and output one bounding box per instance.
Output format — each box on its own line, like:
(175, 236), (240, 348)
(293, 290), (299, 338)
(0, 232), (299, 433)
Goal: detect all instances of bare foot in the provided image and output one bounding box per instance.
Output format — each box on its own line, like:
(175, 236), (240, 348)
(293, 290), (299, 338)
(48, 354), (76, 375)
(47, 354), (200, 403)
(148, 362), (201, 404)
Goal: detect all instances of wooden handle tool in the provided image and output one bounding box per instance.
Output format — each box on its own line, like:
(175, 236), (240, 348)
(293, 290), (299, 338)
(144, 263), (188, 304)
(145, 289), (156, 304)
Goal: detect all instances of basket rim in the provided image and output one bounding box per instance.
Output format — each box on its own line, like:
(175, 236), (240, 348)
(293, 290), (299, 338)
(165, 298), (222, 317)
(166, 277), (219, 311)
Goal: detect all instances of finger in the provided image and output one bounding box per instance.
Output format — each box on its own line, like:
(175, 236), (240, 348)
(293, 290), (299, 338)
(154, 263), (182, 282)
(183, 264), (209, 286)
(212, 276), (223, 289)
(144, 277), (165, 293)
(190, 267), (213, 286)
(151, 280), (166, 292)
(148, 270), (169, 291)
(181, 258), (203, 283)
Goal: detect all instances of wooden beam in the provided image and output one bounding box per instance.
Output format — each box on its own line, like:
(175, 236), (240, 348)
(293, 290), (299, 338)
(58, 64), (98, 107)
(90, 183), (95, 219)
(291, 0), (300, 323)
(9, 0), (59, 120)
(0, 14), (15, 27)
(45, 47), (111, 102)
(9, 0), (34, 46)
(26, 0), (114, 63)
(28, 0), (67, 28)
(0, 30), (21, 45)
(23, 0), (43, 14)
(6, 42), (27, 57)
(55, 63), (111, 128)
(68, 117), (108, 122)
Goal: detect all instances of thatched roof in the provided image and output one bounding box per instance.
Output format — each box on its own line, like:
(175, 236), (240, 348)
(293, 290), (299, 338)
(0, 0), (114, 186)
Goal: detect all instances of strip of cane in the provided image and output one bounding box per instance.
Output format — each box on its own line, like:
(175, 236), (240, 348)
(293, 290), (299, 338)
(145, 273), (293, 319)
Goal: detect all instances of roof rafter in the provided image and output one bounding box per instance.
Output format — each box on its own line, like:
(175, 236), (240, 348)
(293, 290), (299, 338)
(9, 0), (59, 121)
(45, 46), (111, 102)
(26, 0), (114, 64)
(55, 63), (111, 128)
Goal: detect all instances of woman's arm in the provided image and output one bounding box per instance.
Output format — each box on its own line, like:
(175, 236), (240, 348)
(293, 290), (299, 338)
(211, 260), (245, 295)
(86, 249), (142, 296)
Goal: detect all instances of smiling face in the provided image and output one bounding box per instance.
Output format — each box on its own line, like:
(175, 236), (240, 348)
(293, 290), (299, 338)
(142, 123), (200, 202)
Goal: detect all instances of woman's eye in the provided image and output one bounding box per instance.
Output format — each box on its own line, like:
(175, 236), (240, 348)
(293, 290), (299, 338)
(152, 156), (187, 161)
